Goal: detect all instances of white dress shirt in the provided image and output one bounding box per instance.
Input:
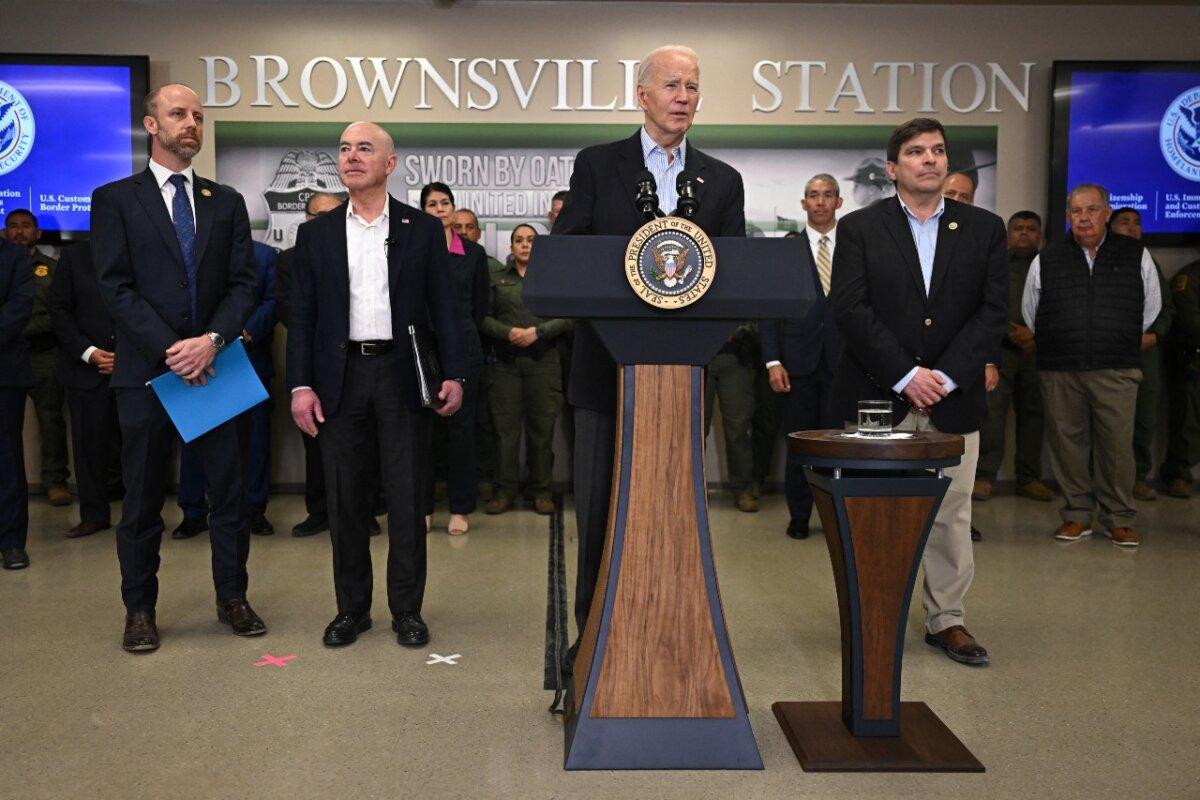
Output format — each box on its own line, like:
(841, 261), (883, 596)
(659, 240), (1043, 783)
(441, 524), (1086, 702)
(892, 196), (957, 395)
(1020, 234), (1163, 333)
(346, 201), (393, 341)
(765, 224), (837, 370)
(640, 126), (686, 215)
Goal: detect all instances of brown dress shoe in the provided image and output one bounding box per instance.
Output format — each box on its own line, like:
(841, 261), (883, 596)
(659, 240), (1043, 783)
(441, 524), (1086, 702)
(47, 485), (73, 506)
(123, 611), (160, 652)
(1053, 521), (1093, 541)
(736, 492), (758, 513)
(1132, 481), (1157, 501)
(1166, 479), (1193, 498)
(66, 521), (110, 539)
(1016, 480), (1054, 501)
(484, 496), (511, 515)
(1106, 527), (1140, 547)
(924, 625), (989, 665)
(217, 599), (267, 636)
(971, 480), (991, 501)
(534, 496), (555, 515)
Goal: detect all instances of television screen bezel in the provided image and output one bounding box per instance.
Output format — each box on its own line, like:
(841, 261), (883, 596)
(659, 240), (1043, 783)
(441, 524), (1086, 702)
(0, 52), (150, 242)
(1049, 59), (1200, 248)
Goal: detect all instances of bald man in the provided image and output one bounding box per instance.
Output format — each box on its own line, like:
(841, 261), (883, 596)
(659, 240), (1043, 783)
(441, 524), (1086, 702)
(286, 122), (467, 648)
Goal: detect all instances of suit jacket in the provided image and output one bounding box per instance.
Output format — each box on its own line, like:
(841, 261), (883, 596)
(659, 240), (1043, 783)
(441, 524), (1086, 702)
(552, 130), (747, 414)
(274, 246), (295, 329)
(48, 242), (117, 390)
(828, 196), (1007, 435)
(91, 166), (258, 388)
(285, 197), (468, 415)
(0, 238), (35, 388)
(244, 241), (278, 379)
(761, 233), (844, 377)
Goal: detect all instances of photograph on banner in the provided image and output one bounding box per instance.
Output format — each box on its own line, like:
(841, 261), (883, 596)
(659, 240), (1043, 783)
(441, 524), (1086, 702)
(216, 122), (996, 261)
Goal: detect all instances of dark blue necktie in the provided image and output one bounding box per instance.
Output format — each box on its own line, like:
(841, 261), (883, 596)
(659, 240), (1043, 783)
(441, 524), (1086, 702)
(168, 173), (198, 322)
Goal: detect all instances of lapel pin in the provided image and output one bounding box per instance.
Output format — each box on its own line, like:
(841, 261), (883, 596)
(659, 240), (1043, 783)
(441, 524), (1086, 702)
(696, 176), (705, 184)
(948, 221), (958, 230)
(401, 217), (411, 224)
(200, 188), (212, 197)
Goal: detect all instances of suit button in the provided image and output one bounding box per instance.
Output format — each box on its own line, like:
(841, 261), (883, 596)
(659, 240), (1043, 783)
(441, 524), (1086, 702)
(339, 342), (347, 350)
(179, 281), (187, 288)
(924, 317), (933, 327)
(182, 314), (190, 321)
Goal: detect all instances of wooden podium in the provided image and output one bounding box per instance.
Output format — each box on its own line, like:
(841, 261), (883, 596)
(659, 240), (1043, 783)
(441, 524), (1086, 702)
(772, 430), (985, 772)
(524, 233), (811, 770)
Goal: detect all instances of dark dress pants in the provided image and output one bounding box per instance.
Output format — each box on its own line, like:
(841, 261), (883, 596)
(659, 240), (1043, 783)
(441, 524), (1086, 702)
(302, 426), (326, 516)
(66, 382), (120, 526)
(782, 363), (835, 531)
(320, 350), (429, 619)
(425, 369), (479, 515)
(0, 388), (29, 551)
(572, 406), (616, 633)
(179, 399), (272, 518)
(114, 387), (249, 613)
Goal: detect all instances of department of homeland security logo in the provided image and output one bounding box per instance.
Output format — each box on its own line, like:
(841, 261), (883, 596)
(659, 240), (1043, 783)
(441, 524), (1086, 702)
(624, 217), (716, 309)
(0, 81), (35, 176)
(1160, 86), (1200, 182)
(262, 150), (346, 247)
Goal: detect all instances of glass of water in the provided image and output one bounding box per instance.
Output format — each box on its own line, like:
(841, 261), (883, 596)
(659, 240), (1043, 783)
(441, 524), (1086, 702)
(857, 400), (893, 437)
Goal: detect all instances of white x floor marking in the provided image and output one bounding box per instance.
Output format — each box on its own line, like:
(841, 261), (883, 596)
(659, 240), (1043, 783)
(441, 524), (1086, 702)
(426, 653), (461, 665)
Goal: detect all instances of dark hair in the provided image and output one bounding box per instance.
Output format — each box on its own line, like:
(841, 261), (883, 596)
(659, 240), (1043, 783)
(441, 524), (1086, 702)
(886, 117), (947, 164)
(4, 208), (36, 226)
(304, 191), (343, 216)
(420, 182), (454, 209)
(783, 230), (803, 239)
(510, 223), (537, 241)
(551, 190), (569, 203)
(1111, 206), (1140, 222)
(1007, 210), (1042, 228)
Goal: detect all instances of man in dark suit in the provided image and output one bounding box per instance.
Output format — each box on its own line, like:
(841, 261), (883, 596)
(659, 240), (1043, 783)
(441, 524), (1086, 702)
(829, 118), (1007, 666)
(762, 174), (846, 540)
(552, 45), (746, 656)
(91, 83), (263, 652)
(287, 121), (467, 648)
(0, 237), (34, 570)
(47, 242), (122, 538)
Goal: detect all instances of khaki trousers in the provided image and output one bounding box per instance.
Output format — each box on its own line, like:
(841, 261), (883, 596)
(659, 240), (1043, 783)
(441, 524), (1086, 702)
(896, 413), (978, 635)
(1040, 368), (1141, 530)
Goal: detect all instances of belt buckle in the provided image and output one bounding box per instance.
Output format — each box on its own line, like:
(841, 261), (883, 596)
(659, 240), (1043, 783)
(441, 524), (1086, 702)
(360, 341), (378, 356)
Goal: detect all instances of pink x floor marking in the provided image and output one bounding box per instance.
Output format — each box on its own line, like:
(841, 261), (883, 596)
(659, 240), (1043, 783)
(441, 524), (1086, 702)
(255, 653), (296, 668)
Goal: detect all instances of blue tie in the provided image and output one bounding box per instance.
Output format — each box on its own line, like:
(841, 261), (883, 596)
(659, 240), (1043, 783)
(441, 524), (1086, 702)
(168, 173), (198, 322)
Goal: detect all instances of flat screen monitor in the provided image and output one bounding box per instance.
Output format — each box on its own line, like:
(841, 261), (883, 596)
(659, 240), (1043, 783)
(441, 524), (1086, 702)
(0, 53), (149, 241)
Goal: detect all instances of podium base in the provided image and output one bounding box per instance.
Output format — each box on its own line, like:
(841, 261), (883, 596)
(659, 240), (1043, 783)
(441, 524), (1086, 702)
(772, 701), (984, 772)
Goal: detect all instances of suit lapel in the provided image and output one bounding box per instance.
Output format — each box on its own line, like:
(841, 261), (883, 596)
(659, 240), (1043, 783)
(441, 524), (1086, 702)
(617, 131), (649, 224)
(880, 196), (927, 299)
(192, 175), (216, 268)
(928, 203), (961, 300)
(686, 144), (709, 212)
(132, 168), (186, 272)
(386, 197), (413, 289)
(329, 203), (350, 310)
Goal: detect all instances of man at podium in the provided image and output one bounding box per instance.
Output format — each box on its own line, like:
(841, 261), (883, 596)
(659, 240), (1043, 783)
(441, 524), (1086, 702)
(552, 44), (746, 665)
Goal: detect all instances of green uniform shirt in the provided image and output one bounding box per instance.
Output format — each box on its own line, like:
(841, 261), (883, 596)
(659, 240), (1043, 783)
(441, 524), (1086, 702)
(23, 249), (58, 347)
(1008, 252), (1034, 328)
(1146, 257), (1176, 342)
(1170, 260), (1200, 352)
(480, 265), (572, 342)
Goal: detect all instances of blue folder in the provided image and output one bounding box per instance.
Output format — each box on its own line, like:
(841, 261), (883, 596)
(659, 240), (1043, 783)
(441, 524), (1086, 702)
(147, 339), (269, 443)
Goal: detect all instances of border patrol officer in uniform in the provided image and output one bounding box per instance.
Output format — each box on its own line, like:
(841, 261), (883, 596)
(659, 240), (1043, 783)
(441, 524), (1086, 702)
(1160, 258), (1200, 497)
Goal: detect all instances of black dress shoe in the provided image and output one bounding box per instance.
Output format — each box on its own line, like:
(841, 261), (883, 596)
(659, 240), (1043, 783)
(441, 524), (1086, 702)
(786, 522), (809, 540)
(172, 516), (209, 540)
(323, 613), (372, 646)
(2, 548), (30, 570)
(292, 513), (329, 537)
(249, 513), (275, 536)
(392, 612), (430, 646)
(971, 525), (983, 542)
(217, 598), (267, 636)
(66, 521), (110, 539)
(122, 611), (159, 652)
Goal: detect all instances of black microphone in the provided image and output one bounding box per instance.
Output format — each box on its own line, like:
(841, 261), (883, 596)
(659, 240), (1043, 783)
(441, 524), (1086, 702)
(635, 169), (663, 221)
(674, 170), (699, 220)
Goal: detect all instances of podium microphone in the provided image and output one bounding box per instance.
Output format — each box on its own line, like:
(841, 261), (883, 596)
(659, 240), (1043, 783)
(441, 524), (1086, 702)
(635, 170), (663, 221)
(675, 171), (699, 220)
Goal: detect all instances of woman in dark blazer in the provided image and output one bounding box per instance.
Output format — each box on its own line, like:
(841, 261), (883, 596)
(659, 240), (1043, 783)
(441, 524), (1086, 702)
(421, 182), (490, 534)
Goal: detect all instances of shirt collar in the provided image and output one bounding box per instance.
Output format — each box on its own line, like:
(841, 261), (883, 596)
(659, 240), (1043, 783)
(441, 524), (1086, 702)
(898, 195), (945, 225)
(448, 231), (466, 256)
(347, 197), (390, 227)
(640, 126), (686, 166)
(805, 224), (836, 247)
(148, 157), (194, 190)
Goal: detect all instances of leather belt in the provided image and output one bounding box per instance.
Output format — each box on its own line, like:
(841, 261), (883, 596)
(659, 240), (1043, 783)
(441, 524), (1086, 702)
(348, 340), (394, 356)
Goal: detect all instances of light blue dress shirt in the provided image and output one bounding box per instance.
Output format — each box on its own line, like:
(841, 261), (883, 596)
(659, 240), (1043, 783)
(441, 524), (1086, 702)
(640, 126), (686, 215)
(893, 196), (958, 395)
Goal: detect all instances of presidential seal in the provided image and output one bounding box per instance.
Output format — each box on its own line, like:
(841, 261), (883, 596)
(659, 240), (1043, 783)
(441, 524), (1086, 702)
(0, 80), (35, 177)
(262, 149), (346, 248)
(624, 216), (716, 309)
(1160, 86), (1200, 183)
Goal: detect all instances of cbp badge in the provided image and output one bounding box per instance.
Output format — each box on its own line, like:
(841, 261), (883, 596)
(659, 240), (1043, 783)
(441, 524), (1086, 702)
(624, 217), (716, 309)
(262, 150), (347, 248)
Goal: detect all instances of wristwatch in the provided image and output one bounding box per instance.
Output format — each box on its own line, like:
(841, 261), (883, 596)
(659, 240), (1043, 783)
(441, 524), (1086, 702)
(206, 331), (226, 349)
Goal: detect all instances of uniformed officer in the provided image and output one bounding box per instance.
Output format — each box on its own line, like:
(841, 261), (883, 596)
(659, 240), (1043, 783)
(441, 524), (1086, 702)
(4, 210), (70, 506)
(1160, 258), (1200, 497)
(1109, 207), (1176, 500)
(480, 224), (571, 515)
(705, 324), (759, 512)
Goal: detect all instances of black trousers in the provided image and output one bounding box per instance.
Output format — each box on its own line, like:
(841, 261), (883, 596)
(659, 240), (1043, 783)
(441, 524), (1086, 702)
(320, 351), (429, 619)
(301, 424), (326, 517)
(0, 388), (28, 551)
(114, 387), (248, 613)
(67, 382), (121, 526)
(572, 406), (616, 634)
(782, 363), (835, 529)
(426, 374), (479, 515)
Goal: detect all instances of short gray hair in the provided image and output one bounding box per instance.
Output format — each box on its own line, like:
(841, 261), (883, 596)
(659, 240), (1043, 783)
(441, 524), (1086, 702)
(636, 45), (700, 86)
(1067, 182), (1110, 209)
(804, 174), (841, 197)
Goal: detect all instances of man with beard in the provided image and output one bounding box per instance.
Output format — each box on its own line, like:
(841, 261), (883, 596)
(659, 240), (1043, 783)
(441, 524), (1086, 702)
(91, 83), (262, 651)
